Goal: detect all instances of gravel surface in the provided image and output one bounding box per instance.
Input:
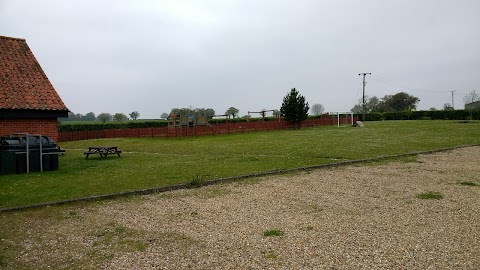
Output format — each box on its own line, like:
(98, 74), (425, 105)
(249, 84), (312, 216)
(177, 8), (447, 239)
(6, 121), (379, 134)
(4, 147), (480, 269)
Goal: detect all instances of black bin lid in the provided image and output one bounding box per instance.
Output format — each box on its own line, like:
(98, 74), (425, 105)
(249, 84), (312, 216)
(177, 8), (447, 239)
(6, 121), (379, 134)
(0, 135), (56, 146)
(0, 138), (22, 145)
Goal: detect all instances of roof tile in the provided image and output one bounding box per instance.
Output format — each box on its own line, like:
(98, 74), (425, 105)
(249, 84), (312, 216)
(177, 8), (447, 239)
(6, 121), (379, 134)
(0, 35), (68, 111)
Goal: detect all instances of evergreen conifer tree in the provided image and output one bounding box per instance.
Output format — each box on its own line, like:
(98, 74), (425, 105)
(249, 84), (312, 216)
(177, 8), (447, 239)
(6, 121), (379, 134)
(280, 88), (309, 128)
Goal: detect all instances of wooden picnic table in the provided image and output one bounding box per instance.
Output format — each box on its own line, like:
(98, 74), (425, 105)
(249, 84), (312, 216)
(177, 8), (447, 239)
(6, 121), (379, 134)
(84, 146), (122, 159)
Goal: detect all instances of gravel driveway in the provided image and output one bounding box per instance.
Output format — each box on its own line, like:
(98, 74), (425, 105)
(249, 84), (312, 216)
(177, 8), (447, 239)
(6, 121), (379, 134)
(3, 147), (479, 269)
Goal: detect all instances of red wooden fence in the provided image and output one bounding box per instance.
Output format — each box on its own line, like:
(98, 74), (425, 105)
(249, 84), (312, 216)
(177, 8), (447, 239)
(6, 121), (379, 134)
(58, 116), (357, 142)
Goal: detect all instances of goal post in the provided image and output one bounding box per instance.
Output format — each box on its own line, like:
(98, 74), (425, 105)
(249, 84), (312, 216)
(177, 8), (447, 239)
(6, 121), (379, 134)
(333, 112), (355, 127)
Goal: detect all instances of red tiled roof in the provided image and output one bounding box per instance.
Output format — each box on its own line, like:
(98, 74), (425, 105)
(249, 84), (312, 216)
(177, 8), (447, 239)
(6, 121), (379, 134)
(0, 35), (68, 111)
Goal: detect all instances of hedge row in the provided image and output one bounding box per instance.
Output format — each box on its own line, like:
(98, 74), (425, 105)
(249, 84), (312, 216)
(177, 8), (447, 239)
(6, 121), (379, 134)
(59, 117), (278, 132)
(59, 110), (479, 132)
(59, 121), (170, 132)
(361, 109), (480, 121)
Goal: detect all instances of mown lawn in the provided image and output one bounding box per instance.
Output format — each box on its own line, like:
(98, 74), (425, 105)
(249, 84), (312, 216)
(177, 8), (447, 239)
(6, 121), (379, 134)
(1, 120), (479, 208)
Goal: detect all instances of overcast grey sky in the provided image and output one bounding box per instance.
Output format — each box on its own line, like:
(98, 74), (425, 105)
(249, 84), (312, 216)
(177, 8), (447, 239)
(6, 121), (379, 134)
(1, 0), (479, 118)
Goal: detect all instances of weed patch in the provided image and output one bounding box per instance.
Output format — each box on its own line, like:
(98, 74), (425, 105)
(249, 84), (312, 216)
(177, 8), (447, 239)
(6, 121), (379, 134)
(187, 175), (206, 189)
(303, 226), (315, 231)
(91, 222), (151, 253)
(416, 192), (443, 200)
(119, 239), (149, 252)
(263, 229), (285, 237)
(459, 181), (479, 186)
(264, 250), (278, 259)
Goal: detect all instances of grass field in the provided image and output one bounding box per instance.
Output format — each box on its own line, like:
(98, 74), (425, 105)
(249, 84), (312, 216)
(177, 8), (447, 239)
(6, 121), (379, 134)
(1, 120), (479, 209)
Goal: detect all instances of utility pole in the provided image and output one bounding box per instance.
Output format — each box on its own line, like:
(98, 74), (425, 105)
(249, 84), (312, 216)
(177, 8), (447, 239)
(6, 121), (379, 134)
(358, 73), (371, 121)
(450, 90), (456, 109)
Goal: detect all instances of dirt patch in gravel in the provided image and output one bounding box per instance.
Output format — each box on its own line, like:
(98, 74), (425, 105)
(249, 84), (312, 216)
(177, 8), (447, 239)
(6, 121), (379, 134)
(1, 147), (479, 269)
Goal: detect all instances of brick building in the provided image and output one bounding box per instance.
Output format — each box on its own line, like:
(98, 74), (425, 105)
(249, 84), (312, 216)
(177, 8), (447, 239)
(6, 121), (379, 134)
(0, 36), (68, 142)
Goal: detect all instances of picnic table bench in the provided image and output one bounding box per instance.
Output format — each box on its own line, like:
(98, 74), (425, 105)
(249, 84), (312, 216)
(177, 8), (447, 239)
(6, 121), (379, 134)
(84, 146), (122, 159)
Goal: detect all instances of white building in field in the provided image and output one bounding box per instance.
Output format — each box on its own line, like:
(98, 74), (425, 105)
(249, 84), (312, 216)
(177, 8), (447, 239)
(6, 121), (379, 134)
(465, 101), (480, 110)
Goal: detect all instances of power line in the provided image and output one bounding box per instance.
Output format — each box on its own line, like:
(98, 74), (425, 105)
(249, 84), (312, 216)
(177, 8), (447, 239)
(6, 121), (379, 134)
(369, 75), (412, 91)
(369, 74), (451, 93)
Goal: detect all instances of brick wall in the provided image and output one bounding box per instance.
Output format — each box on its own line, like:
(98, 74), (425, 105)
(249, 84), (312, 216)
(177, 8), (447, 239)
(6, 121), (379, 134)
(0, 118), (59, 142)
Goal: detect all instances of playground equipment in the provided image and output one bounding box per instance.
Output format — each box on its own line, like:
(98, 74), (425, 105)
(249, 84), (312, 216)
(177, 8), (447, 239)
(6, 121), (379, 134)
(247, 109), (279, 122)
(169, 109), (210, 128)
(212, 114), (229, 122)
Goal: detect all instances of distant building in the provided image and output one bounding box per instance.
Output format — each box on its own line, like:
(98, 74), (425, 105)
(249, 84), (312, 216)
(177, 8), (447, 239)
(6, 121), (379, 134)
(465, 101), (480, 110)
(0, 36), (68, 141)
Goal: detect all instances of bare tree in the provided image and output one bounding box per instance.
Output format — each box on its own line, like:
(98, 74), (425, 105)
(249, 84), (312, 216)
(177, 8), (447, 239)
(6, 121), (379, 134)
(310, 104), (325, 116)
(463, 89), (480, 105)
(463, 89), (480, 119)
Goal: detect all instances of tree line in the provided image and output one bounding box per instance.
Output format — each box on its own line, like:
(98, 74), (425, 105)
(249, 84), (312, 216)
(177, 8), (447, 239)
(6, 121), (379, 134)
(61, 89), (479, 127)
(61, 111), (140, 123)
(351, 92), (420, 113)
(351, 89), (479, 114)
